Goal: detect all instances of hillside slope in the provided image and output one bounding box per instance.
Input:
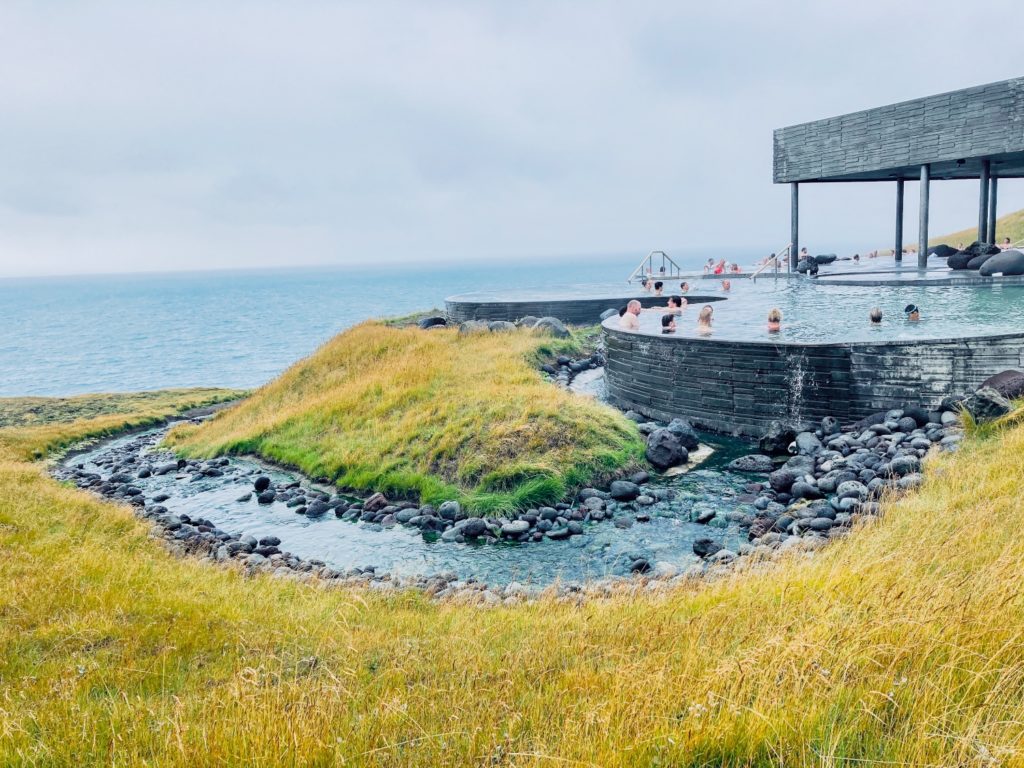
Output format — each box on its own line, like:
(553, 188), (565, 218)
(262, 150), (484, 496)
(168, 321), (643, 512)
(933, 206), (1024, 247)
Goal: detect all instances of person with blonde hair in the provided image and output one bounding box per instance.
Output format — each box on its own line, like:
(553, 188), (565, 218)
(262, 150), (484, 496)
(697, 305), (714, 334)
(767, 308), (782, 333)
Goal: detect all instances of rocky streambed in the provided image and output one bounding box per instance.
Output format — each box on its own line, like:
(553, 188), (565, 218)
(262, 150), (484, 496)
(52, 386), (969, 603)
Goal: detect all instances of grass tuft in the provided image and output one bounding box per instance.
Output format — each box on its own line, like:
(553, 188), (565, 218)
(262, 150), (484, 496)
(166, 321), (643, 512)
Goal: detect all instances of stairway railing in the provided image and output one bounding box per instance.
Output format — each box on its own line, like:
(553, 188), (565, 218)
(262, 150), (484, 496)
(750, 243), (791, 281)
(625, 250), (683, 283)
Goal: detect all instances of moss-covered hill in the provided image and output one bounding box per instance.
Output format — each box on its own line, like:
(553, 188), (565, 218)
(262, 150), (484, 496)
(167, 321), (643, 513)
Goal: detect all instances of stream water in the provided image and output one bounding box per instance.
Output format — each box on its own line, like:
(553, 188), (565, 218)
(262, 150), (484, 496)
(63, 423), (755, 586)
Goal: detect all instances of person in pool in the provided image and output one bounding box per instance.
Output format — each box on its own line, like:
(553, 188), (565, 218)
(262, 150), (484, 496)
(697, 305), (713, 333)
(619, 300), (642, 330)
(679, 281), (690, 293)
(661, 314), (676, 334)
(904, 304), (920, 321)
(703, 258), (715, 273)
(661, 295), (685, 314)
(1002, 237), (1013, 250)
(721, 279), (731, 292)
(653, 281), (664, 296)
(870, 307), (883, 324)
(767, 308), (782, 332)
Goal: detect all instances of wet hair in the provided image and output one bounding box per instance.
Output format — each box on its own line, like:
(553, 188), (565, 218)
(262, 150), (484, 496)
(660, 314), (675, 332)
(618, 306), (627, 317)
(680, 282), (689, 291)
(667, 295), (682, 308)
(654, 281), (663, 290)
(869, 307), (882, 323)
(767, 308), (782, 323)
(698, 305), (714, 324)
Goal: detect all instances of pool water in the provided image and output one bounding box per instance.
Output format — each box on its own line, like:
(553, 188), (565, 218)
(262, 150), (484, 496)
(615, 277), (1024, 344)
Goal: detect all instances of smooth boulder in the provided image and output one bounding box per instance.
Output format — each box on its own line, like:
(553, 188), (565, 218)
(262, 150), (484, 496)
(928, 243), (958, 258)
(645, 429), (688, 470)
(981, 370), (1024, 400)
(979, 249), (1024, 277)
(966, 252), (996, 270)
(532, 317), (570, 338)
(609, 481), (640, 501)
(727, 454), (774, 473)
(417, 316), (447, 329)
(599, 308), (619, 321)
(665, 418), (700, 451)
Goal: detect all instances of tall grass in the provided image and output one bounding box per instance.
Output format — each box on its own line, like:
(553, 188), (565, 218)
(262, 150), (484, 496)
(2, 393), (1024, 765)
(933, 205), (1024, 247)
(167, 322), (644, 513)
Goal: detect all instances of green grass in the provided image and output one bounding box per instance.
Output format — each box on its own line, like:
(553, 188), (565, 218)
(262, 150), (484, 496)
(0, 389), (244, 462)
(933, 206), (1024, 247)
(3, 392), (1024, 764)
(167, 321), (642, 513)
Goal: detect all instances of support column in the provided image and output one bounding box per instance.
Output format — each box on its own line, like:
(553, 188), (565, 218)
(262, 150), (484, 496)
(790, 182), (799, 270)
(988, 172), (999, 246)
(979, 159), (990, 242)
(918, 164), (930, 269)
(894, 178), (904, 262)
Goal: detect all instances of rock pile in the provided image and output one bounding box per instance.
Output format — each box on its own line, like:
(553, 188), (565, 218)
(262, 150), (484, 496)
(459, 316), (571, 338)
(540, 351), (605, 388)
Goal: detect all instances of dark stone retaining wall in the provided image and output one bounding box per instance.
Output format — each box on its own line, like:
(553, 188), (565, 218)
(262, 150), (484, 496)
(446, 295), (725, 324)
(604, 321), (1024, 436)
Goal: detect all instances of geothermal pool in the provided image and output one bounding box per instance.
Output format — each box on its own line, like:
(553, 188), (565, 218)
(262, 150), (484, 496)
(622, 277), (1024, 343)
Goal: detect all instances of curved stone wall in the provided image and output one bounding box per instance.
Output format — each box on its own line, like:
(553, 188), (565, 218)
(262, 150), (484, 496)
(446, 294), (725, 324)
(603, 320), (1024, 436)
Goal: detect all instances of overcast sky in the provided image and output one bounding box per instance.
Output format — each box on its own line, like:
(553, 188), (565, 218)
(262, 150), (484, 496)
(0, 1), (1022, 277)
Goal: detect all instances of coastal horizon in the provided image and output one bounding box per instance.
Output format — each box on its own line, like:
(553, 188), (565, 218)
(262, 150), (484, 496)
(4, 3), (1024, 764)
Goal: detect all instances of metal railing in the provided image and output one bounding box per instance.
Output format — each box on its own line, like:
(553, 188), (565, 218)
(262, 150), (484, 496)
(750, 243), (791, 281)
(625, 250), (683, 283)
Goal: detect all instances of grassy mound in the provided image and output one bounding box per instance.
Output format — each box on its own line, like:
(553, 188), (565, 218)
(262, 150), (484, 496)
(3, 394), (1024, 764)
(167, 321), (643, 512)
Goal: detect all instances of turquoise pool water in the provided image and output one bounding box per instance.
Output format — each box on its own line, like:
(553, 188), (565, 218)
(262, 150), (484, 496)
(611, 276), (1024, 344)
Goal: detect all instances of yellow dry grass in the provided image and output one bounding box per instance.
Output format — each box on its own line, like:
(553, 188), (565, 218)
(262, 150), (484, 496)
(167, 321), (643, 512)
(933, 206), (1024, 248)
(1, 392), (1024, 765)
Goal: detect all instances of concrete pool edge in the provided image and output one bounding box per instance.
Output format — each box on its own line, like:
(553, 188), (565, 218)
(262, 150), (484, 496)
(602, 319), (1024, 436)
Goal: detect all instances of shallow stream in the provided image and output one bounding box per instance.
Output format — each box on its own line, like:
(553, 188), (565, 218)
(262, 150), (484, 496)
(63, 424), (757, 586)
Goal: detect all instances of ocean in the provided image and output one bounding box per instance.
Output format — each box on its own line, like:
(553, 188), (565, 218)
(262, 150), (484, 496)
(0, 250), (745, 397)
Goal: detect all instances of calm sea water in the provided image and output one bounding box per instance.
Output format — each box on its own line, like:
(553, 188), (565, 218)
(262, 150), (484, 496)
(0, 251), (736, 397)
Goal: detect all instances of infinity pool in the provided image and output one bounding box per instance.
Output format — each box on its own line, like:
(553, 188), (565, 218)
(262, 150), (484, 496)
(612, 277), (1024, 344)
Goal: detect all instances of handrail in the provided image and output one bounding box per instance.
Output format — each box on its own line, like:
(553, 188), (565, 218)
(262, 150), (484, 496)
(751, 243), (791, 281)
(625, 250), (683, 283)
